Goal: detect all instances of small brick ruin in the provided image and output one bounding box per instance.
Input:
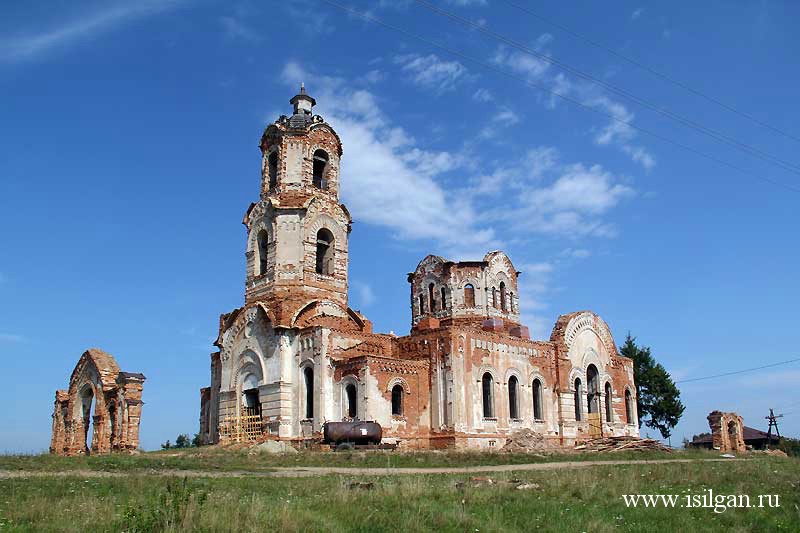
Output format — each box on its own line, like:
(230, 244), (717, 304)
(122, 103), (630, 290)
(707, 410), (746, 453)
(50, 348), (145, 455)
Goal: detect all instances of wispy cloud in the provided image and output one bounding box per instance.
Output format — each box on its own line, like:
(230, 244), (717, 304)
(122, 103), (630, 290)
(490, 37), (656, 170)
(0, 333), (25, 343)
(351, 281), (376, 308)
(394, 53), (469, 93)
(0, 1), (183, 63)
(220, 15), (261, 42)
(631, 8), (645, 20)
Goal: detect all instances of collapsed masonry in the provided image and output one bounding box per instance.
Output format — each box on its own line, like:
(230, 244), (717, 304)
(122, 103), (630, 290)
(198, 87), (640, 450)
(50, 348), (145, 456)
(707, 410), (746, 453)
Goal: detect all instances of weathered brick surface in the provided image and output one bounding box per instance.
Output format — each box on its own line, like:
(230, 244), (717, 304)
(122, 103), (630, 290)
(199, 88), (639, 449)
(707, 411), (746, 452)
(50, 349), (145, 455)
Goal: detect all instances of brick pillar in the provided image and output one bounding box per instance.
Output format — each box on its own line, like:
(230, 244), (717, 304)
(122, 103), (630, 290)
(50, 391), (69, 455)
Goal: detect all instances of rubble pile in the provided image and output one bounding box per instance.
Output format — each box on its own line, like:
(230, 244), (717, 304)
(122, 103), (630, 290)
(575, 436), (672, 453)
(502, 429), (558, 452)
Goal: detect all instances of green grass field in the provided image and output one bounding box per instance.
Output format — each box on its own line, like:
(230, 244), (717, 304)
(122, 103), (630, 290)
(0, 449), (797, 531)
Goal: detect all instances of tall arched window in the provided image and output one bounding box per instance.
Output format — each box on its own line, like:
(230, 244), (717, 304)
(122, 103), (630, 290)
(257, 229), (269, 276)
(391, 384), (404, 416)
(482, 373), (494, 418)
(625, 389), (634, 425)
(440, 287), (447, 310)
(587, 365), (599, 414)
(345, 383), (357, 419)
(464, 284), (475, 307)
(315, 228), (334, 275)
(268, 151), (278, 189)
(303, 367), (314, 419)
(509, 292), (514, 313)
(605, 382), (613, 423)
(574, 378), (582, 421)
(313, 149), (329, 189)
(508, 376), (519, 419)
(492, 287), (498, 308)
(419, 294), (425, 315)
(428, 283), (436, 313)
(499, 282), (507, 311)
(532, 378), (543, 420)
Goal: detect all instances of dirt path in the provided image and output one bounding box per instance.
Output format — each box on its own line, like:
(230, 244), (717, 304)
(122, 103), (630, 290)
(0, 458), (735, 479)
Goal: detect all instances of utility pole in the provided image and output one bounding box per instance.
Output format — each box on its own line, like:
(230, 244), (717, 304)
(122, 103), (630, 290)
(765, 408), (783, 447)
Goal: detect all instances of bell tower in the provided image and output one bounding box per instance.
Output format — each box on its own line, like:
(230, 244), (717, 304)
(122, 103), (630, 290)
(243, 86), (351, 326)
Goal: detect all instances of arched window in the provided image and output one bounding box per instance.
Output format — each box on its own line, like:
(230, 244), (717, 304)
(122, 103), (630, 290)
(492, 287), (498, 308)
(500, 281), (507, 311)
(418, 294), (425, 315)
(532, 379), (543, 420)
(482, 373), (494, 418)
(440, 287), (447, 310)
(625, 389), (634, 425)
(605, 382), (613, 423)
(428, 283), (436, 313)
(313, 149), (329, 189)
(268, 151), (278, 189)
(464, 284), (475, 307)
(508, 376), (519, 419)
(345, 383), (357, 419)
(587, 365), (599, 414)
(391, 384), (404, 416)
(257, 229), (269, 276)
(574, 378), (582, 421)
(303, 367), (314, 419)
(315, 228), (334, 275)
(509, 292), (514, 313)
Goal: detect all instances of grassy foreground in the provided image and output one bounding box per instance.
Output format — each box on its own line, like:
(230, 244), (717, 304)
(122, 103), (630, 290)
(0, 446), (713, 472)
(0, 453), (797, 531)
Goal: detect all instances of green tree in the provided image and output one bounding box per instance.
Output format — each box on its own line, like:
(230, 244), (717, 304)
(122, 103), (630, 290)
(174, 434), (191, 449)
(161, 440), (171, 450)
(191, 433), (202, 447)
(620, 334), (685, 439)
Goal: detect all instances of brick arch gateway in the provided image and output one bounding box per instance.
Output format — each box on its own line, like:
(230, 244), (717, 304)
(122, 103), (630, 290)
(50, 349), (145, 456)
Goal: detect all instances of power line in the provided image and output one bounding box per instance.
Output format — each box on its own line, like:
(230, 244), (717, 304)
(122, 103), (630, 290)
(676, 357), (800, 384)
(501, 0), (800, 145)
(320, 0), (800, 193)
(414, 0), (800, 177)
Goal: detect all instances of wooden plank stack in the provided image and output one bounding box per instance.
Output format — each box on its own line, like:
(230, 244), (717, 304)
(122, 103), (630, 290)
(575, 436), (672, 452)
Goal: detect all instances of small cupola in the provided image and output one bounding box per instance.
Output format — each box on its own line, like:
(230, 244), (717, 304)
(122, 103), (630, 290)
(289, 83), (316, 115)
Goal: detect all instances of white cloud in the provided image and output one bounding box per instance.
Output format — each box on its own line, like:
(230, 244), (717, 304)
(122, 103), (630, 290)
(279, 62), (496, 254)
(561, 248), (591, 259)
(362, 69), (387, 84)
(0, 1), (183, 63)
(631, 8), (645, 20)
(395, 53), (468, 93)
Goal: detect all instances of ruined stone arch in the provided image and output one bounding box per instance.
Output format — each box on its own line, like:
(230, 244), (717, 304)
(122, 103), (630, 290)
(51, 349), (144, 456)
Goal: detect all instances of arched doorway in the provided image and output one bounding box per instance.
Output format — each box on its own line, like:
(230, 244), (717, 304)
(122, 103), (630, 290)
(345, 383), (358, 419)
(79, 385), (95, 454)
(586, 365), (599, 414)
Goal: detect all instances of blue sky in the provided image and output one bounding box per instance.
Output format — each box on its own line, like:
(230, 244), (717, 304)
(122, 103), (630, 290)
(1, 0), (799, 452)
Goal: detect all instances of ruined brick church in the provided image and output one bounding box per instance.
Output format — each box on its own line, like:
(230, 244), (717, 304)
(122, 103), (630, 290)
(198, 87), (639, 449)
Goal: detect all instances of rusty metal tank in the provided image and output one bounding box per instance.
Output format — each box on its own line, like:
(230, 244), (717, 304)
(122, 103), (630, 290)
(323, 421), (382, 445)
